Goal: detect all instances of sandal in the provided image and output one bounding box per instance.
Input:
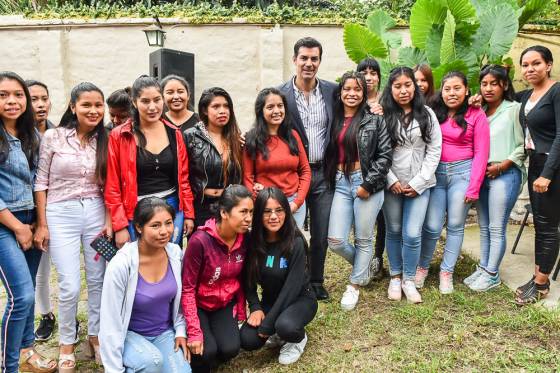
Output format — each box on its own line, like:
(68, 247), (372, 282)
(85, 337), (103, 365)
(515, 280), (550, 306)
(515, 275), (535, 296)
(19, 349), (57, 373)
(58, 353), (76, 373)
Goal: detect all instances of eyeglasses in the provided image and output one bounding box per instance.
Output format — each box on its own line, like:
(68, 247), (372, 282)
(263, 207), (285, 218)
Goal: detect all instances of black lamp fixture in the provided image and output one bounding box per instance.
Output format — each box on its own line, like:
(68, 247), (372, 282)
(142, 16), (166, 47)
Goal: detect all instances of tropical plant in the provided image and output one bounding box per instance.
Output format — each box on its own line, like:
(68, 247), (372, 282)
(343, 0), (549, 93)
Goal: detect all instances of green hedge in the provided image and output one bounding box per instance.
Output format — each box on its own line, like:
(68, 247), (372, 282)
(0, 0), (558, 29)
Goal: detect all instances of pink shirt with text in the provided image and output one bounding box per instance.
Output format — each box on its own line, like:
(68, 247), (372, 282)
(440, 106), (490, 199)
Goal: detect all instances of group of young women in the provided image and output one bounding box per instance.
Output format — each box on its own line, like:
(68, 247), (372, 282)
(0, 42), (558, 373)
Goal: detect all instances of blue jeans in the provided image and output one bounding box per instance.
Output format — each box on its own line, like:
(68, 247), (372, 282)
(477, 167), (521, 273)
(288, 194), (306, 229)
(123, 329), (191, 373)
(0, 209), (42, 373)
(420, 160), (473, 273)
(128, 194), (184, 245)
(384, 189), (431, 281)
(328, 170), (384, 286)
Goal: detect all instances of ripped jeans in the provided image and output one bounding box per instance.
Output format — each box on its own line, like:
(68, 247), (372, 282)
(123, 329), (191, 373)
(327, 170), (384, 286)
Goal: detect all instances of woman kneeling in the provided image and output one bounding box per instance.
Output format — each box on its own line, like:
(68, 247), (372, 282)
(99, 198), (191, 373)
(241, 187), (317, 365)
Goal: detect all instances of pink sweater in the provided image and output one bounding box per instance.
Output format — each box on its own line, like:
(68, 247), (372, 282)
(440, 106), (490, 199)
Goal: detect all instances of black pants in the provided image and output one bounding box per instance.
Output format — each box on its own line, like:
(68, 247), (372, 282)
(190, 302), (240, 373)
(374, 211), (386, 259)
(528, 153), (560, 274)
(239, 295), (318, 351)
(308, 167), (334, 284)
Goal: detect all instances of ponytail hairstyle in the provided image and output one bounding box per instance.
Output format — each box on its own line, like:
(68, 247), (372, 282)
(209, 184), (252, 223)
(432, 71), (470, 132)
(479, 64), (516, 103)
(325, 71), (369, 184)
(107, 87), (132, 111)
(246, 87), (299, 161)
(58, 82), (108, 184)
(247, 187), (298, 287)
(380, 66), (432, 147)
(0, 71), (39, 167)
(520, 45), (554, 77)
(130, 75), (162, 152)
(198, 87), (243, 186)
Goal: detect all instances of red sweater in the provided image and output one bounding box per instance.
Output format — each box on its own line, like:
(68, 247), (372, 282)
(242, 130), (311, 207)
(181, 219), (247, 343)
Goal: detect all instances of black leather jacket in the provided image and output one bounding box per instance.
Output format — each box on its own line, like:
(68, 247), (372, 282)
(326, 111), (393, 194)
(183, 122), (242, 203)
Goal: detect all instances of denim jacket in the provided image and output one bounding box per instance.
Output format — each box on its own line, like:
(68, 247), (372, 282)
(0, 130), (35, 212)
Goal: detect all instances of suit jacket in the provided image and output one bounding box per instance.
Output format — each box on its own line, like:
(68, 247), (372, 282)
(278, 76), (338, 159)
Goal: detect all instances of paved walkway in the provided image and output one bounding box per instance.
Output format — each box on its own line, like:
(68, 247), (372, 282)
(462, 224), (559, 309)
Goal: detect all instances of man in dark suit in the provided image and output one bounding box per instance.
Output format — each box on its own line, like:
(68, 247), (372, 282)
(279, 37), (337, 300)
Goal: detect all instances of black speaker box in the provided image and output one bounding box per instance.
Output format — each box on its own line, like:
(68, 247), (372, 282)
(149, 48), (195, 109)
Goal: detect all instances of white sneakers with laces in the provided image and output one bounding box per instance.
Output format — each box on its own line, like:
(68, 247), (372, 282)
(387, 278), (402, 301)
(278, 333), (308, 365)
(402, 280), (423, 303)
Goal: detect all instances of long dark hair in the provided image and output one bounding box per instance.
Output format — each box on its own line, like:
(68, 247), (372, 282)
(325, 71), (369, 184)
(0, 71), (39, 167)
(198, 87), (243, 186)
(209, 184), (252, 223)
(380, 66), (432, 146)
(130, 75), (162, 152)
(59, 82), (108, 184)
(432, 71), (470, 132)
(413, 64), (435, 102)
(246, 187), (298, 286)
(479, 64), (516, 104)
(245, 88), (299, 161)
(133, 197), (176, 236)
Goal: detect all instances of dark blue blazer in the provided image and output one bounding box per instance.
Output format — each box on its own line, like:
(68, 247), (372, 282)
(278, 76), (338, 158)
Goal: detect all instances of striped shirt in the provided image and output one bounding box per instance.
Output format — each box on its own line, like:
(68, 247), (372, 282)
(292, 78), (328, 162)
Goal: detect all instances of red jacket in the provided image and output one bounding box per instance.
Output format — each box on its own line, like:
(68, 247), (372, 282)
(181, 219), (247, 343)
(104, 119), (195, 232)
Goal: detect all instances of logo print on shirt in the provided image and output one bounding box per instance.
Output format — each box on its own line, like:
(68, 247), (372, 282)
(279, 257), (288, 269)
(208, 267), (221, 285)
(266, 255), (274, 268)
(235, 254), (243, 263)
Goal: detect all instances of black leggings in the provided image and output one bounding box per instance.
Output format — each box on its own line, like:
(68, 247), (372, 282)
(190, 302), (240, 373)
(240, 295), (318, 351)
(375, 211), (386, 259)
(528, 154), (560, 274)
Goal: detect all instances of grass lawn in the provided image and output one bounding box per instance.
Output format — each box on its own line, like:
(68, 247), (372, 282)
(24, 241), (560, 372)
(221, 245), (560, 372)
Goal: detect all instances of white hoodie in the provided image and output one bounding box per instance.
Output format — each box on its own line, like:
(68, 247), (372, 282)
(99, 241), (187, 373)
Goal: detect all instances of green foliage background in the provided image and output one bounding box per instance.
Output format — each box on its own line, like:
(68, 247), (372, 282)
(0, 0), (558, 29)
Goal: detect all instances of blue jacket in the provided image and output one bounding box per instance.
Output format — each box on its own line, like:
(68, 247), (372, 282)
(0, 127), (35, 212)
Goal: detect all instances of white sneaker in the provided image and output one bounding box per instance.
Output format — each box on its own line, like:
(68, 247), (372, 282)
(387, 278), (402, 301)
(402, 280), (422, 303)
(278, 333), (307, 365)
(340, 285), (360, 310)
(439, 271), (454, 294)
(463, 266), (483, 287)
(264, 333), (285, 349)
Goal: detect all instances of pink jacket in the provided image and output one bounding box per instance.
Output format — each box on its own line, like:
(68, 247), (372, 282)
(181, 219), (247, 342)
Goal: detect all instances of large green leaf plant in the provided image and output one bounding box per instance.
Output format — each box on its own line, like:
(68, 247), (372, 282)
(343, 0), (548, 93)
